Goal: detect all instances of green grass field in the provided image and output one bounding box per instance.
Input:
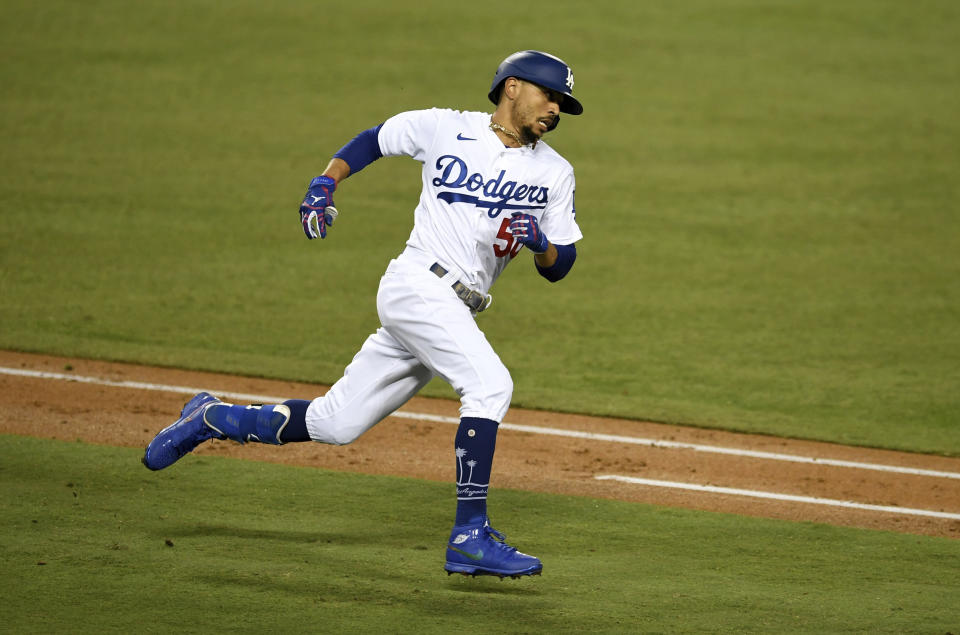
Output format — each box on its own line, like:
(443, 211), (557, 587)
(2, 1), (959, 631)
(1, 0), (958, 454)
(2, 435), (958, 633)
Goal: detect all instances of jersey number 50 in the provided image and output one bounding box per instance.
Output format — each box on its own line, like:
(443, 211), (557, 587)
(492, 217), (524, 259)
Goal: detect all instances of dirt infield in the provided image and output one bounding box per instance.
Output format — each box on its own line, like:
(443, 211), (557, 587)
(2, 350), (958, 539)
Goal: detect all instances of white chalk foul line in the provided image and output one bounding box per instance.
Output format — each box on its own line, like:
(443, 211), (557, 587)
(0, 367), (286, 405)
(594, 475), (960, 521)
(3, 365), (960, 481)
(391, 411), (960, 482)
(483, 420), (960, 481)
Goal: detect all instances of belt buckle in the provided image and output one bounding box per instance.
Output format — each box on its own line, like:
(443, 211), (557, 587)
(468, 289), (493, 312)
(463, 289), (493, 313)
(431, 262), (492, 312)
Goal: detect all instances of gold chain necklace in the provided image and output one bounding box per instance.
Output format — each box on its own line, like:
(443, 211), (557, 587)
(489, 118), (532, 148)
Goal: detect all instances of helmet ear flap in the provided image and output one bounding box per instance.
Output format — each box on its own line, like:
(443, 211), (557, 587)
(488, 80), (505, 107)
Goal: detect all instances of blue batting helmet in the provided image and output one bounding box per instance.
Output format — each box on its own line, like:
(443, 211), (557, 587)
(488, 50), (583, 129)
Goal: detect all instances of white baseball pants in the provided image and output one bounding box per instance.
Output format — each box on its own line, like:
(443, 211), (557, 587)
(305, 251), (512, 445)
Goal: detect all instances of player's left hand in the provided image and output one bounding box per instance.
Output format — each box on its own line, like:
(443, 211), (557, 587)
(508, 213), (549, 253)
(299, 175), (338, 239)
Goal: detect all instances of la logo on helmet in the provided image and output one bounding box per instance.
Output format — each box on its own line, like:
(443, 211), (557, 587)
(565, 67), (574, 90)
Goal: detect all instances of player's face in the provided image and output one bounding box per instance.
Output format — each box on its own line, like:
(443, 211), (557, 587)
(510, 80), (563, 145)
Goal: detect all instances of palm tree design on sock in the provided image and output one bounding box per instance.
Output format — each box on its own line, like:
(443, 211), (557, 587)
(454, 447), (487, 488)
(455, 447), (467, 483)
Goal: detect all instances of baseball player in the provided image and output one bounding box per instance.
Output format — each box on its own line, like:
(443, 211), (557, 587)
(143, 50), (583, 579)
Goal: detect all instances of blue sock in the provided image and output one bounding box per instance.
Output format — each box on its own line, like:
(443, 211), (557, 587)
(203, 399), (311, 444)
(454, 417), (499, 526)
(279, 399), (310, 442)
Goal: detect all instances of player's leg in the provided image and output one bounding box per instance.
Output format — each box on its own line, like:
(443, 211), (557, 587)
(199, 328), (432, 446)
(377, 264), (541, 578)
(142, 328), (433, 470)
(303, 327), (434, 444)
(141, 393), (309, 471)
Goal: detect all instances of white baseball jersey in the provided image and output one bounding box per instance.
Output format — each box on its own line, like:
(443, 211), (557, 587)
(306, 107), (582, 440)
(377, 108), (582, 295)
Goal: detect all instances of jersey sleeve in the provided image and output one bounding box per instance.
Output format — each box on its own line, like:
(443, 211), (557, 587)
(539, 169), (582, 245)
(376, 108), (446, 162)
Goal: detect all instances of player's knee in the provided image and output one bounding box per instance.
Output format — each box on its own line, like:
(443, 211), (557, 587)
(310, 422), (364, 446)
(305, 409), (365, 446)
(321, 434), (354, 446)
(305, 395), (376, 446)
(471, 367), (513, 421)
(492, 372), (513, 406)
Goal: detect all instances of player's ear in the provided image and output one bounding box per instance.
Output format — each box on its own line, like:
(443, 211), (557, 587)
(503, 77), (521, 100)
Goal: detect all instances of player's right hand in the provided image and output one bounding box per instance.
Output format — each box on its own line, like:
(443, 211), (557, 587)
(299, 175), (338, 239)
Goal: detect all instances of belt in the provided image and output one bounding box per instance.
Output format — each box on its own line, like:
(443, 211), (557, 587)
(429, 263), (493, 312)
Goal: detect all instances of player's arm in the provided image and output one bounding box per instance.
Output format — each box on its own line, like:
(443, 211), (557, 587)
(298, 124), (385, 239)
(508, 213), (577, 282)
(533, 243), (558, 268)
(534, 242), (577, 282)
(321, 157), (351, 184)
(300, 110), (442, 239)
(325, 123), (385, 184)
(508, 164), (580, 280)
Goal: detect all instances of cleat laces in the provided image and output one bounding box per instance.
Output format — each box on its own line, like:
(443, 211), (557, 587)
(483, 524), (517, 554)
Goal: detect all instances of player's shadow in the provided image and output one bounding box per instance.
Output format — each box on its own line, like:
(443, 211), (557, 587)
(161, 522), (376, 546)
(441, 579), (543, 596)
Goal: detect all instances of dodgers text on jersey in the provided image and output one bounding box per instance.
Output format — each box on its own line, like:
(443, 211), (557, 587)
(432, 154), (549, 218)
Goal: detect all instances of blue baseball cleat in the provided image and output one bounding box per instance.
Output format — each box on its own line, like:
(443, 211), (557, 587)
(142, 392), (224, 471)
(444, 520), (543, 578)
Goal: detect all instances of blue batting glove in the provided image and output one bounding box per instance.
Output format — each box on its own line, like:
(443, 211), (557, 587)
(508, 212), (549, 254)
(299, 175), (338, 239)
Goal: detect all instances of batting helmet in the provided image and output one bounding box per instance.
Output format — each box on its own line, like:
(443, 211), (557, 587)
(487, 50), (583, 129)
